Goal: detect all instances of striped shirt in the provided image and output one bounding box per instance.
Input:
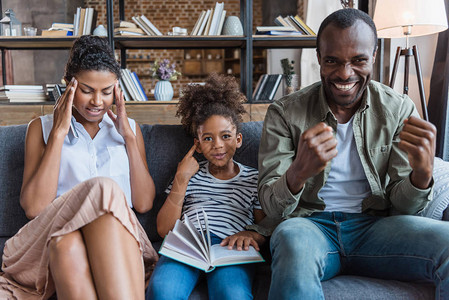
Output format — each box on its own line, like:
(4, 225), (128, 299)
(166, 160), (261, 239)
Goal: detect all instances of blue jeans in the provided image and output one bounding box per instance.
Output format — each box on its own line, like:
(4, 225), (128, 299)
(146, 233), (255, 300)
(269, 212), (449, 300)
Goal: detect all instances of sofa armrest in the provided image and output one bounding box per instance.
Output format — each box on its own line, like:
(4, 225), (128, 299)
(420, 157), (449, 220)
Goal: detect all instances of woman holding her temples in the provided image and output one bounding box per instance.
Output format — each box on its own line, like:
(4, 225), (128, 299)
(0, 35), (158, 300)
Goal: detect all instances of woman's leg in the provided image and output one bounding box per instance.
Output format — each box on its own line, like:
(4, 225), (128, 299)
(146, 255), (201, 300)
(48, 231), (97, 300)
(81, 213), (145, 300)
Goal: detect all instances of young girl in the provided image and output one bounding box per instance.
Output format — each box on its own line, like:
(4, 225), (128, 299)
(147, 73), (266, 299)
(0, 35), (157, 299)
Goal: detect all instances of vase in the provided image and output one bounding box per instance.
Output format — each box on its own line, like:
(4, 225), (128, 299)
(154, 80), (174, 101)
(222, 16), (243, 36)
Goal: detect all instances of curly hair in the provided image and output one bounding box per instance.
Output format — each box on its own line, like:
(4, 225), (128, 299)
(176, 73), (247, 137)
(64, 35), (121, 82)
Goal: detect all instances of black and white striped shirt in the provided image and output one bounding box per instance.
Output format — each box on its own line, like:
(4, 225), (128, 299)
(166, 160), (261, 239)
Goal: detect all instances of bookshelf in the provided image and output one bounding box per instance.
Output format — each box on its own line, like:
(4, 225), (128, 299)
(0, 0), (317, 104)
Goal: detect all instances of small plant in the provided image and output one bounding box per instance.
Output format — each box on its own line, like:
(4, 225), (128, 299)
(150, 59), (181, 81)
(281, 58), (295, 87)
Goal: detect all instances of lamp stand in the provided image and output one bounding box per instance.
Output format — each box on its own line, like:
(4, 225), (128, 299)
(389, 44), (429, 121)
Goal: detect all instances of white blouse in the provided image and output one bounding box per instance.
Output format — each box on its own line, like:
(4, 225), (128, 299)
(40, 113), (136, 207)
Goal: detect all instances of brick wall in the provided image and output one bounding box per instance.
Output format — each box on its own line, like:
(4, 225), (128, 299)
(84, 0), (263, 98)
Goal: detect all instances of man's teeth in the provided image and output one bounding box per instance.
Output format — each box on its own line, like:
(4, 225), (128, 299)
(335, 83), (356, 91)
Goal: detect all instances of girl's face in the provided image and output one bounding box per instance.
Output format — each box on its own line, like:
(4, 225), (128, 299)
(72, 70), (116, 124)
(195, 115), (242, 172)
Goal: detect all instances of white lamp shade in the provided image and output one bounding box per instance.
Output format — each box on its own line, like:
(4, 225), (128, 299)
(373, 0), (448, 38)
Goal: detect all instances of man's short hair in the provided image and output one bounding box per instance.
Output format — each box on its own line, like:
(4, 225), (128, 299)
(316, 8), (378, 55)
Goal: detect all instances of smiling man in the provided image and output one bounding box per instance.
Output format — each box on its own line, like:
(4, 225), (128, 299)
(257, 8), (449, 299)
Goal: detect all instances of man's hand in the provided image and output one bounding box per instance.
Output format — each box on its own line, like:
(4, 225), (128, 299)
(399, 116), (436, 189)
(220, 231), (265, 251)
(286, 122), (338, 194)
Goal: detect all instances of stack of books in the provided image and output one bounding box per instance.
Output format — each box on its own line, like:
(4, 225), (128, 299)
(252, 74), (283, 102)
(41, 23), (74, 37)
(190, 2), (226, 36)
(73, 7), (97, 36)
(114, 20), (145, 36)
(255, 26), (300, 36)
(131, 15), (162, 36)
(0, 85), (47, 103)
(119, 69), (148, 101)
(273, 15), (315, 35)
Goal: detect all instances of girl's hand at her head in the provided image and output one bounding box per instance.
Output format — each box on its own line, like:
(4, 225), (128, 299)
(175, 144), (200, 184)
(108, 82), (134, 139)
(52, 77), (77, 139)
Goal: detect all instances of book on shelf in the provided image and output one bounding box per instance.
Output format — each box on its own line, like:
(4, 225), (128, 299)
(159, 209), (264, 272)
(274, 15), (292, 28)
(120, 69), (147, 101)
(131, 72), (148, 101)
(73, 7), (97, 36)
(253, 74), (282, 101)
(132, 15), (161, 36)
(191, 10), (206, 35)
(114, 27), (145, 36)
(0, 85), (47, 102)
(118, 78), (131, 101)
(287, 16), (308, 35)
(41, 30), (73, 37)
(208, 2), (224, 35)
(204, 8), (214, 36)
(255, 26), (301, 35)
(196, 9), (211, 36)
(216, 10), (227, 35)
(114, 20), (137, 29)
(140, 15), (163, 36)
(293, 15), (315, 35)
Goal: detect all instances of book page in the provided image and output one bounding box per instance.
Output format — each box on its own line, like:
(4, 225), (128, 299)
(196, 211), (210, 258)
(160, 230), (205, 262)
(201, 208), (212, 251)
(185, 214), (210, 262)
(210, 244), (265, 267)
(171, 220), (208, 261)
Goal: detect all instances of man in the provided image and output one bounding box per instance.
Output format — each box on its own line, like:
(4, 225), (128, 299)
(258, 8), (449, 299)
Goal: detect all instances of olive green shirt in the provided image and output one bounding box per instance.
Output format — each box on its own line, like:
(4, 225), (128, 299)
(250, 81), (433, 236)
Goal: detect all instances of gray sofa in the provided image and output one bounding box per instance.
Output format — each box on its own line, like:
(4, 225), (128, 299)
(1, 121), (449, 299)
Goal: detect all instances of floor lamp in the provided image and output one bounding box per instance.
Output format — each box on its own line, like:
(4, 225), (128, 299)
(373, 0), (448, 121)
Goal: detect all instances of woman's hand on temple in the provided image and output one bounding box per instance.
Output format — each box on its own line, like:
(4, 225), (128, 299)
(108, 82), (134, 139)
(52, 78), (77, 139)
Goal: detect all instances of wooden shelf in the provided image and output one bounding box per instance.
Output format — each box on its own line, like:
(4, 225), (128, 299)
(252, 35), (316, 48)
(114, 36), (246, 49)
(0, 36), (76, 49)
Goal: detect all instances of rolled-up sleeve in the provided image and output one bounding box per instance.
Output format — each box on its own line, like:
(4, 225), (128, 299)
(258, 102), (303, 218)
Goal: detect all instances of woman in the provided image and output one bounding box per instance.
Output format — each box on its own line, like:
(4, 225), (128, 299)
(0, 35), (157, 300)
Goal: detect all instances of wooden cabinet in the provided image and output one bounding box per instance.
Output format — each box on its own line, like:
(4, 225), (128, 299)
(183, 49), (224, 76)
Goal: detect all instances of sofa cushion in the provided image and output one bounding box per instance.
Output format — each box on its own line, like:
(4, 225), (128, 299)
(0, 125), (29, 253)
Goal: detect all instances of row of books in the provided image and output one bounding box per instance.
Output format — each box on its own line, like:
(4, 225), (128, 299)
(190, 2), (227, 36)
(119, 69), (148, 101)
(41, 7), (97, 37)
(252, 74), (283, 102)
(74, 7), (97, 36)
(256, 15), (315, 36)
(0, 85), (47, 103)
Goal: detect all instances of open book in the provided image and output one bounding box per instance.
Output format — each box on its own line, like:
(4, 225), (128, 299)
(159, 210), (264, 272)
